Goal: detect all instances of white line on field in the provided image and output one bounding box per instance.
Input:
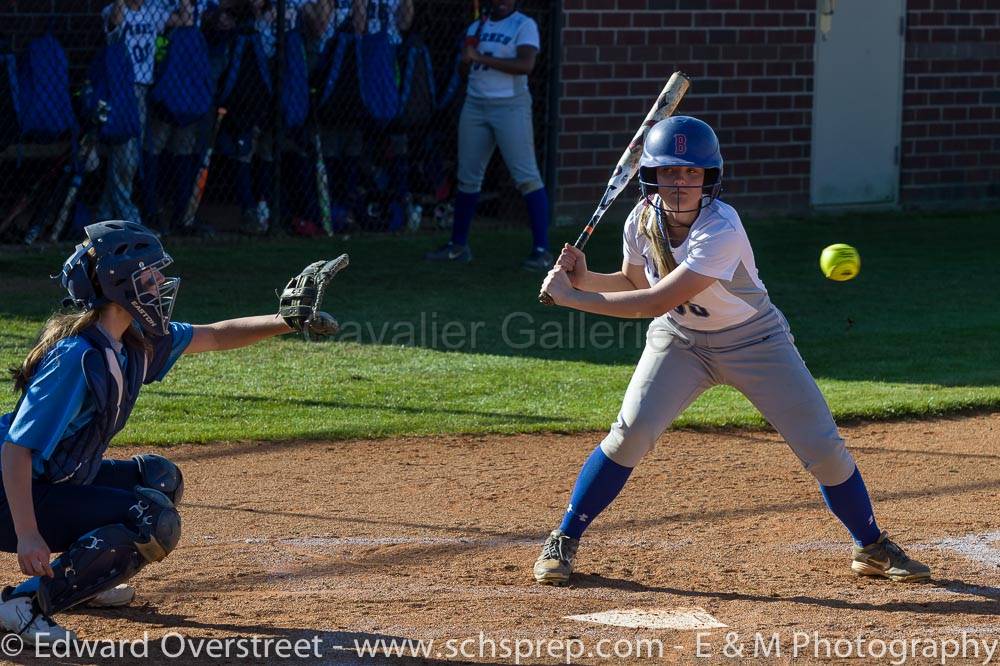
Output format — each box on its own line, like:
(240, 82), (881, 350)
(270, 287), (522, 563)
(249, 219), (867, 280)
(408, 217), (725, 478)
(921, 530), (1000, 567)
(194, 534), (693, 549)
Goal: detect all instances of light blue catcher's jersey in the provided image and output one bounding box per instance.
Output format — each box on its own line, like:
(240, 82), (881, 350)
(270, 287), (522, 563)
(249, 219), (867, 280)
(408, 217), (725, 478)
(0, 322), (193, 479)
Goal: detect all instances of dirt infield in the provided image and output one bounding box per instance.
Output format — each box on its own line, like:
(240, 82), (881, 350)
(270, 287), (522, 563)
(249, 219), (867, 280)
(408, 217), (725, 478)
(8, 413), (998, 663)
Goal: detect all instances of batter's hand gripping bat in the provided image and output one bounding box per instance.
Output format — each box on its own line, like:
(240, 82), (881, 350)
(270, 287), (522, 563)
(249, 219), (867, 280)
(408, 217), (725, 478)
(538, 71), (691, 305)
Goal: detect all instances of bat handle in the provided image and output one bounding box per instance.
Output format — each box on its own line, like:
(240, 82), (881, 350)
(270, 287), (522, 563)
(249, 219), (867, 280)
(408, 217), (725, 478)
(537, 229), (593, 305)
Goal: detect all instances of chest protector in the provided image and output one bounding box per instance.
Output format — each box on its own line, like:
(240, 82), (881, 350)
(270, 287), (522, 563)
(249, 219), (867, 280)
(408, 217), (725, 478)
(42, 327), (172, 485)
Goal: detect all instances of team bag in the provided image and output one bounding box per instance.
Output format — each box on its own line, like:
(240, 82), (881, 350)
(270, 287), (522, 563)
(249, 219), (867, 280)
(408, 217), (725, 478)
(281, 28), (309, 130)
(219, 32), (272, 136)
(149, 26), (213, 127)
(83, 41), (141, 145)
(395, 33), (436, 130)
(356, 3), (399, 124)
(315, 32), (364, 127)
(16, 34), (78, 143)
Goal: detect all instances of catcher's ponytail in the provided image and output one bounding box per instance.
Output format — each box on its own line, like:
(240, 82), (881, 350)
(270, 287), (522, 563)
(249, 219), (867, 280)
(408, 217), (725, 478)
(11, 253), (151, 393)
(10, 309), (100, 394)
(10, 309), (151, 394)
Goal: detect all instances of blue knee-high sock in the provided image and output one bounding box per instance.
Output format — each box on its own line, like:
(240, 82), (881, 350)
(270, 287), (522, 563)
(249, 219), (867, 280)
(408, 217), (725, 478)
(820, 466), (881, 547)
(558, 446), (633, 540)
(450, 190), (480, 246)
(522, 186), (550, 251)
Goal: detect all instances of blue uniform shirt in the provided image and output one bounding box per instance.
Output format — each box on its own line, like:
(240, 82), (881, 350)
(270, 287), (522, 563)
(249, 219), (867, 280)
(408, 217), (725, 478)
(0, 322), (193, 478)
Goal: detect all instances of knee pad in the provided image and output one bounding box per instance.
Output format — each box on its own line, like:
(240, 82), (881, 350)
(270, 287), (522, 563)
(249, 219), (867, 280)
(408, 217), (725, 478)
(600, 416), (658, 468)
(128, 486), (182, 563)
(36, 524), (147, 615)
(133, 453), (184, 504)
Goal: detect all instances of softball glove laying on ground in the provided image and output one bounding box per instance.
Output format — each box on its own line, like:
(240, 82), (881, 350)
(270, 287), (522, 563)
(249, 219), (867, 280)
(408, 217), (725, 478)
(278, 254), (349, 340)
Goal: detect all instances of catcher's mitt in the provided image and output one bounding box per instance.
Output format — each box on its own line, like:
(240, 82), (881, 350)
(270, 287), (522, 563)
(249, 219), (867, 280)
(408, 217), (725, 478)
(278, 254), (349, 340)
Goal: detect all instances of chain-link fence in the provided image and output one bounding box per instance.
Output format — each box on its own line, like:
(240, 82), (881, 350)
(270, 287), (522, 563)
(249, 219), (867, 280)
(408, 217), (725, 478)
(0, 0), (557, 244)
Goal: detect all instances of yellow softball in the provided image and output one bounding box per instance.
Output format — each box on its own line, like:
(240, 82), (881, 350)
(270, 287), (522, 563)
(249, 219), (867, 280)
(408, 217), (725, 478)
(819, 244), (861, 281)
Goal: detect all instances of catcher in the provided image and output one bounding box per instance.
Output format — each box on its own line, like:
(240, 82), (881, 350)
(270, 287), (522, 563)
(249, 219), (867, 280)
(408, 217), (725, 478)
(0, 220), (346, 644)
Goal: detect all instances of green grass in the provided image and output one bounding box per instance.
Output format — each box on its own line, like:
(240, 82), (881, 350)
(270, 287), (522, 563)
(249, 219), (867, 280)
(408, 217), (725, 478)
(1, 209), (999, 445)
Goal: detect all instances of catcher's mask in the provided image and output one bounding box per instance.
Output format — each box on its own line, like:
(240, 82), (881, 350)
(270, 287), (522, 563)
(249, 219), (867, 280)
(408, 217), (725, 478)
(638, 115), (724, 215)
(60, 221), (180, 337)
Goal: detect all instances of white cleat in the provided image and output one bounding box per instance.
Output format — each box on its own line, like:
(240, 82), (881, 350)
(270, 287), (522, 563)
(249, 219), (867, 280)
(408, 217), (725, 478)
(84, 584), (136, 608)
(0, 592), (76, 646)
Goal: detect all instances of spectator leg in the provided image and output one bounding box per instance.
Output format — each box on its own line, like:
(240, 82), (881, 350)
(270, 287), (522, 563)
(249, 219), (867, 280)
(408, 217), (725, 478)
(492, 92), (546, 252)
(522, 186), (550, 252)
(453, 97), (495, 246)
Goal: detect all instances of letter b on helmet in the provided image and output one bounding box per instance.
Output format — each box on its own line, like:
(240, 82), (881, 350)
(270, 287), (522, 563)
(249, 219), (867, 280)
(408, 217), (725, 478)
(638, 116), (724, 209)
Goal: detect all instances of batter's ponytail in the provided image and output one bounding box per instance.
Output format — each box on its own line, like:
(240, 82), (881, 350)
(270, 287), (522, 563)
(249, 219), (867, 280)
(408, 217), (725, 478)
(636, 198), (678, 280)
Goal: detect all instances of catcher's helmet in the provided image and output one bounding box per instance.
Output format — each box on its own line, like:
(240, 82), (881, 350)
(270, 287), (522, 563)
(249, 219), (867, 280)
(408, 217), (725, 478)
(638, 116), (723, 213)
(59, 221), (179, 336)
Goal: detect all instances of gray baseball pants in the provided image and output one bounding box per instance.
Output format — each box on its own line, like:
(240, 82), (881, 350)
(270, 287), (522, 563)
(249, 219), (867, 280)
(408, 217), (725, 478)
(600, 306), (856, 486)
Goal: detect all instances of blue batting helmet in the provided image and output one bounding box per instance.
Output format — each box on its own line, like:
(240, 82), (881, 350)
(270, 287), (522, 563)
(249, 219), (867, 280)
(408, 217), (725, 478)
(638, 116), (724, 213)
(60, 221), (179, 336)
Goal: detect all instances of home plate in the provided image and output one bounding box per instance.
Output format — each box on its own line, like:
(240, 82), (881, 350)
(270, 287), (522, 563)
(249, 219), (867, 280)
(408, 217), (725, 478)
(565, 607), (727, 630)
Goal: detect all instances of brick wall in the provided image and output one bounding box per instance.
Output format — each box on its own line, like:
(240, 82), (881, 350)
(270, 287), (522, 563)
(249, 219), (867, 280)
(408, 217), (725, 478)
(554, 0), (1000, 217)
(557, 0), (818, 217)
(900, 0), (1000, 206)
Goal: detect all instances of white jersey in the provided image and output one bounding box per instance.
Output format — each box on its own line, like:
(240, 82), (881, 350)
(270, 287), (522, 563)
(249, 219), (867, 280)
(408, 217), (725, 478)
(622, 198), (771, 331)
(102, 1), (174, 84)
(465, 11), (540, 99)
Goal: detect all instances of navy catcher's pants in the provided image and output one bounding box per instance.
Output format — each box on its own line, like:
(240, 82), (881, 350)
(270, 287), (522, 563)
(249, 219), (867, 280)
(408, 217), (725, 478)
(0, 459), (144, 554)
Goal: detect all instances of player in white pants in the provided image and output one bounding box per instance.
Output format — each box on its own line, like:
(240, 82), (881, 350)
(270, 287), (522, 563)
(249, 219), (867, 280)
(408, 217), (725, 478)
(424, 0), (551, 271)
(533, 116), (930, 586)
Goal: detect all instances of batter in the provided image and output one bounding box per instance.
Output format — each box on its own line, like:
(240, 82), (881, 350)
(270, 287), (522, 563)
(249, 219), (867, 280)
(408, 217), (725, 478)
(533, 116), (930, 586)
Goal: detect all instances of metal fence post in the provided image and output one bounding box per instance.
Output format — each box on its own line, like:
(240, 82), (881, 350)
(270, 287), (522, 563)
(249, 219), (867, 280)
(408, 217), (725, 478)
(544, 0), (562, 224)
(273, 0), (286, 234)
